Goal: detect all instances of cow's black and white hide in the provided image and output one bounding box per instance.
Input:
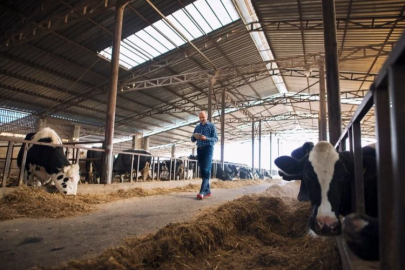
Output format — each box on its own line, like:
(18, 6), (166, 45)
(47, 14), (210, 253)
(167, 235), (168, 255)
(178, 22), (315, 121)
(176, 157), (194, 180)
(85, 148), (103, 184)
(17, 128), (80, 195)
(239, 167), (254, 179)
(113, 150), (152, 182)
(275, 141), (378, 260)
(276, 142), (314, 202)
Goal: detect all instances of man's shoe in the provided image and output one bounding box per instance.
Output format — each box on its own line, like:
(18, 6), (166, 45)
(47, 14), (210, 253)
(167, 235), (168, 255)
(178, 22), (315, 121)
(197, 194), (204, 200)
(205, 193), (211, 197)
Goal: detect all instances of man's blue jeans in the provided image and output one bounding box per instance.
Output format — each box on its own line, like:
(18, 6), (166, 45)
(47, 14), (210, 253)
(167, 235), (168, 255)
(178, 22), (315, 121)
(197, 145), (214, 195)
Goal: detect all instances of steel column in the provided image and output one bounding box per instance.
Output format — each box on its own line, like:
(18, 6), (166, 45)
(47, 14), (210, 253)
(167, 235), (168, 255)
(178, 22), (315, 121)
(258, 120), (262, 172)
(101, 1), (127, 185)
(352, 121), (365, 214)
(318, 58), (327, 141)
(1, 141), (14, 187)
(388, 65), (405, 269)
(252, 120), (255, 170)
(208, 76), (214, 122)
(373, 86), (396, 270)
(171, 144), (176, 158)
(321, 0), (342, 145)
(269, 132), (273, 174)
(221, 88), (225, 169)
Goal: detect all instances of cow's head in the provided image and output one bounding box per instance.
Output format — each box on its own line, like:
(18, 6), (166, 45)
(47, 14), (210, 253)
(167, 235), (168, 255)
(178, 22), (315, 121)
(54, 163), (80, 195)
(275, 141), (349, 236)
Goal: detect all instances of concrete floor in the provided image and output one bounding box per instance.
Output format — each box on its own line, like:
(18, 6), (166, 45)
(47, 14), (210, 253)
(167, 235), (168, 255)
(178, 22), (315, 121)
(0, 181), (274, 270)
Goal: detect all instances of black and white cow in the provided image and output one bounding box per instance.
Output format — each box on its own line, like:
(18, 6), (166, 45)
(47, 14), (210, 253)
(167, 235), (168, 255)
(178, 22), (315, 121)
(85, 148), (103, 184)
(17, 128), (80, 195)
(113, 150), (152, 181)
(275, 141), (378, 260)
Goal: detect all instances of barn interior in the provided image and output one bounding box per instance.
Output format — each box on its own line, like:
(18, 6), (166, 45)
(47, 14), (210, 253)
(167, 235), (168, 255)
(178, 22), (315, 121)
(1, 0), (405, 269)
(1, 0), (399, 155)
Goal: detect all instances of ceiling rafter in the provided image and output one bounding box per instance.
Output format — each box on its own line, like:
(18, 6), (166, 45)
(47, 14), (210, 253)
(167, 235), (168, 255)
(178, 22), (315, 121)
(246, 15), (405, 32)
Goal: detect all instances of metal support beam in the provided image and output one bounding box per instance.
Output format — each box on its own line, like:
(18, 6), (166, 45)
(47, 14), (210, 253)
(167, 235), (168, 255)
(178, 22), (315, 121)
(208, 76), (214, 122)
(269, 132), (273, 174)
(388, 65), (405, 269)
(171, 144), (176, 158)
(221, 88), (225, 169)
(252, 119), (255, 170)
(246, 16), (405, 31)
(318, 58), (327, 141)
(101, 0), (127, 185)
(373, 85), (395, 270)
(322, 0), (342, 146)
(258, 120), (262, 172)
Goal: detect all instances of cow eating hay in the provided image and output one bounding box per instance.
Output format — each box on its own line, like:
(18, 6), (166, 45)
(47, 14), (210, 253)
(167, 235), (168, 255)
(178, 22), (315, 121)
(17, 128), (80, 195)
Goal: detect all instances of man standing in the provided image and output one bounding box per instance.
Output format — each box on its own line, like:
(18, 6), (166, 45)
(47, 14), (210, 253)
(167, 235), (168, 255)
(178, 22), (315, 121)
(191, 111), (218, 200)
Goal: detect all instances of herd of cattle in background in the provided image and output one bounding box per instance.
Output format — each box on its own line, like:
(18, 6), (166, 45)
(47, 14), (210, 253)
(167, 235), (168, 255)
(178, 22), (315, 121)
(0, 128), (271, 195)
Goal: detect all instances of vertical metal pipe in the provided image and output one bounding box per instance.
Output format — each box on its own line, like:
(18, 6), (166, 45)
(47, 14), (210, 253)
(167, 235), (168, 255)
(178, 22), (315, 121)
(18, 143), (28, 186)
(348, 127), (356, 212)
(130, 154), (134, 183)
(277, 138), (280, 157)
(269, 132), (273, 174)
(101, 1), (127, 185)
(258, 120), (262, 172)
(2, 141), (14, 187)
(373, 86), (396, 270)
(251, 119), (255, 171)
(208, 76), (214, 122)
(352, 121), (365, 214)
(388, 65), (405, 269)
(318, 57), (327, 141)
(321, 0), (341, 145)
(136, 154), (140, 182)
(221, 88), (225, 169)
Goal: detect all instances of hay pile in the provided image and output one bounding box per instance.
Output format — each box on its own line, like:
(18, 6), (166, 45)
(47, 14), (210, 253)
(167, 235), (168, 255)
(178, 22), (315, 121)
(45, 193), (341, 270)
(0, 180), (267, 221)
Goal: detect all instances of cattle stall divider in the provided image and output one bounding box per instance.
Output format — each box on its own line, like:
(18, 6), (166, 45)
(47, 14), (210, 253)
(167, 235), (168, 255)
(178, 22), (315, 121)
(334, 31), (405, 270)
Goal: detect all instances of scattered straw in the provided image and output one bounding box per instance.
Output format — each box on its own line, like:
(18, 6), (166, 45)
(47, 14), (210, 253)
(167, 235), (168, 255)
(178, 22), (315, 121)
(0, 180), (268, 221)
(38, 191), (340, 270)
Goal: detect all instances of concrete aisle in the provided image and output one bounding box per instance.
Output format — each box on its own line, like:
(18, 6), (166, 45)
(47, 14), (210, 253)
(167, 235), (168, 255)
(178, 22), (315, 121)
(0, 182), (273, 270)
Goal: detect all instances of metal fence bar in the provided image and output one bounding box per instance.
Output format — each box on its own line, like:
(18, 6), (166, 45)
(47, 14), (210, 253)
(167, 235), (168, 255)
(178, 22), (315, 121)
(373, 85), (395, 270)
(388, 64), (405, 269)
(1, 141), (14, 187)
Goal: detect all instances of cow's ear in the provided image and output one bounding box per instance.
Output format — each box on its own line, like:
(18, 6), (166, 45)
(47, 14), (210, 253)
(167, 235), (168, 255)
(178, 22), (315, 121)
(275, 156), (303, 174)
(303, 142), (314, 153)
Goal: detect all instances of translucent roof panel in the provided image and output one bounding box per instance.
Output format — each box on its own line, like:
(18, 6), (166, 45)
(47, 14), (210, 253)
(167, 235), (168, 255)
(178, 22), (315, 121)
(0, 108), (30, 124)
(99, 0), (240, 69)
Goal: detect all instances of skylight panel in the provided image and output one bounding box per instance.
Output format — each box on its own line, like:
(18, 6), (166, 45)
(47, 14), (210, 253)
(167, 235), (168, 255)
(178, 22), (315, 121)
(171, 10), (203, 40)
(221, 0), (239, 21)
(186, 4), (212, 34)
(98, 0), (239, 69)
(207, 0), (232, 25)
(144, 26), (176, 51)
(136, 30), (166, 54)
(154, 20), (186, 47)
(193, 0), (222, 30)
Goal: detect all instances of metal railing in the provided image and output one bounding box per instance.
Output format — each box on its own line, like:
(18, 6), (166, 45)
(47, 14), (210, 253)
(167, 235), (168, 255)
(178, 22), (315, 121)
(334, 32), (405, 270)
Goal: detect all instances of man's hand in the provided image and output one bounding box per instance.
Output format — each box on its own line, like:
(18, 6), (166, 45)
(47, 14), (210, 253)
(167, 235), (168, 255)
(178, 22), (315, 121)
(200, 135), (207, 141)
